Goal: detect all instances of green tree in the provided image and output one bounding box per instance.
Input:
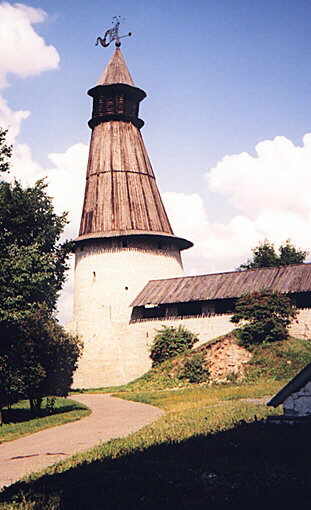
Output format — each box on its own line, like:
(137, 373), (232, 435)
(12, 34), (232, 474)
(238, 240), (307, 270)
(150, 325), (198, 366)
(0, 131), (78, 419)
(231, 290), (297, 346)
(0, 128), (12, 173)
(0, 179), (73, 321)
(0, 310), (82, 416)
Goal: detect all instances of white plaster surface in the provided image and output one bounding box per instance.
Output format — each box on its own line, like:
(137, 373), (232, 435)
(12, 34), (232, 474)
(72, 239), (311, 390)
(72, 239), (183, 388)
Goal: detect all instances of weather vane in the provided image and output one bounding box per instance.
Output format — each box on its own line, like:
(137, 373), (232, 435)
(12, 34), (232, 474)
(96, 16), (132, 48)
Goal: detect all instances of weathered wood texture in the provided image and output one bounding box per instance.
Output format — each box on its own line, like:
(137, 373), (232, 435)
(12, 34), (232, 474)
(131, 263), (311, 307)
(79, 120), (175, 237)
(98, 48), (134, 85)
(78, 48), (192, 249)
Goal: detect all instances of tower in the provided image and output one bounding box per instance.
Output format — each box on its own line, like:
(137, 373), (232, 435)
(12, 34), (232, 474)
(72, 43), (192, 388)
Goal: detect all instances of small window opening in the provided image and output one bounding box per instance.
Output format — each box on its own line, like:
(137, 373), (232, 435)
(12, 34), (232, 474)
(93, 271), (96, 280)
(125, 286), (128, 291)
(122, 239), (128, 248)
(81, 246), (84, 252)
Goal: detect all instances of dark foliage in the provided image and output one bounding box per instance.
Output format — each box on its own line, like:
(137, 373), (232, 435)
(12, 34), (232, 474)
(239, 239), (307, 270)
(0, 128), (12, 173)
(231, 290), (297, 346)
(150, 326), (198, 366)
(0, 179), (73, 322)
(178, 353), (210, 383)
(0, 309), (82, 416)
(0, 133), (77, 416)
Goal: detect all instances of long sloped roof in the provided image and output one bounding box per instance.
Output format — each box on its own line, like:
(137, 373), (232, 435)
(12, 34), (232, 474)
(267, 363), (311, 407)
(131, 263), (311, 307)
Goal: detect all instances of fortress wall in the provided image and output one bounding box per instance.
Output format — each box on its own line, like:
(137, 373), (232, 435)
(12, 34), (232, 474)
(130, 313), (235, 351)
(71, 306), (311, 389)
(289, 308), (311, 340)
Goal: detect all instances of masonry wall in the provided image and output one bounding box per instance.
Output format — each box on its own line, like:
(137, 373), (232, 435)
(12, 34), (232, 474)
(71, 295), (311, 388)
(72, 237), (184, 388)
(288, 308), (311, 339)
(283, 381), (311, 417)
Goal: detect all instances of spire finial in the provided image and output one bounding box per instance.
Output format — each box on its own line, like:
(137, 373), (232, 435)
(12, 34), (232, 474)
(95, 16), (132, 48)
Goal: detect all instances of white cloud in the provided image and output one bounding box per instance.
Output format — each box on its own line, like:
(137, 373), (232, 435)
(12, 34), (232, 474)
(163, 192), (261, 274)
(207, 134), (311, 218)
(0, 96), (29, 144)
(45, 143), (88, 239)
(0, 2), (59, 88)
(164, 133), (311, 276)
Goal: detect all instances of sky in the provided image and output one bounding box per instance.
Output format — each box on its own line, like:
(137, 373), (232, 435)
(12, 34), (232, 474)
(1, 0), (311, 323)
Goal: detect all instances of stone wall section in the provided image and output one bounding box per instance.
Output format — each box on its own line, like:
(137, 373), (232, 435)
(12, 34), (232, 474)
(72, 239), (184, 388)
(288, 308), (311, 340)
(72, 295), (311, 388)
(283, 381), (311, 417)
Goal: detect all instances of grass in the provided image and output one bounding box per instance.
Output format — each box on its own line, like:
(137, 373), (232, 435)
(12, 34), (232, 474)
(72, 335), (311, 395)
(0, 397), (90, 444)
(245, 336), (311, 381)
(0, 380), (294, 510)
(2, 336), (311, 508)
(115, 379), (283, 410)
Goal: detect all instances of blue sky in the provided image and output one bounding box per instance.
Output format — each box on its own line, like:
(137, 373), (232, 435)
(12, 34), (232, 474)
(5, 0), (311, 190)
(1, 0), (311, 321)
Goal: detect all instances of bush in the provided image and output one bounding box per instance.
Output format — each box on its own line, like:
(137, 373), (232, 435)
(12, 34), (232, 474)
(231, 290), (297, 347)
(179, 354), (210, 383)
(150, 326), (198, 366)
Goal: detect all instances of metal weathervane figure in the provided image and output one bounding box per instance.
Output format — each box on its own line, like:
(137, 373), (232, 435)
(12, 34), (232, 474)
(96, 16), (132, 48)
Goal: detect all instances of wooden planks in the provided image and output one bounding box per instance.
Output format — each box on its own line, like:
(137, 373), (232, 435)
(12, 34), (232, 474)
(79, 121), (174, 237)
(131, 263), (311, 307)
(97, 48), (134, 86)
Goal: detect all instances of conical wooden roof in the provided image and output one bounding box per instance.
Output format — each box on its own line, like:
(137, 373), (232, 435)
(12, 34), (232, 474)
(97, 48), (134, 85)
(77, 49), (192, 250)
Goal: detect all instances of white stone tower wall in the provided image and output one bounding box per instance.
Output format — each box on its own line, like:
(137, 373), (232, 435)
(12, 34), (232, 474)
(72, 237), (183, 388)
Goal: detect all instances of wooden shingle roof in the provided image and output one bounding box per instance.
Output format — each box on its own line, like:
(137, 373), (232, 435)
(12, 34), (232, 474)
(77, 48), (192, 250)
(97, 48), (134, 86)
(131, 263), (311, 307)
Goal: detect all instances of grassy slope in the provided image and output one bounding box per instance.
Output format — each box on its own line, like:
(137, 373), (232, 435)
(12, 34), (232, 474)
(73, 335), (311, 394)
(2, 336), (311, 508)
(0, 383), (283, 509)
(3, 378), (311, 509)
(0, 398), (90, 444)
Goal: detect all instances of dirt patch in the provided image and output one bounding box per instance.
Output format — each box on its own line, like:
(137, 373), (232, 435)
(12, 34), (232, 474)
(201, 335), (252, 383)
(169, 334), (252, 383)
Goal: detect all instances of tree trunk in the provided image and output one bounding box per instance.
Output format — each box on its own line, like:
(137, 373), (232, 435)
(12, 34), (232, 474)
(30, 397), (43, 416)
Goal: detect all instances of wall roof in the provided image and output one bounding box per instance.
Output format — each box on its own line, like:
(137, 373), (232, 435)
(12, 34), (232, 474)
(131, 263), (311, 307)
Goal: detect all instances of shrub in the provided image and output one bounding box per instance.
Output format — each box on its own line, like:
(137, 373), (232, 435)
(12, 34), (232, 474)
(179, 354), (210, 383)
(231, 290), (297, 347)
(150, 325), (198, 366)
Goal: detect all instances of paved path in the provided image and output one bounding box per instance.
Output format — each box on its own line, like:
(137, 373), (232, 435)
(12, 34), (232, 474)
(0, 394), (164, 490)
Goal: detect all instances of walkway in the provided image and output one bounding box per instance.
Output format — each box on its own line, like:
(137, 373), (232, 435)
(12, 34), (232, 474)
(0, 394), (164, 490)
